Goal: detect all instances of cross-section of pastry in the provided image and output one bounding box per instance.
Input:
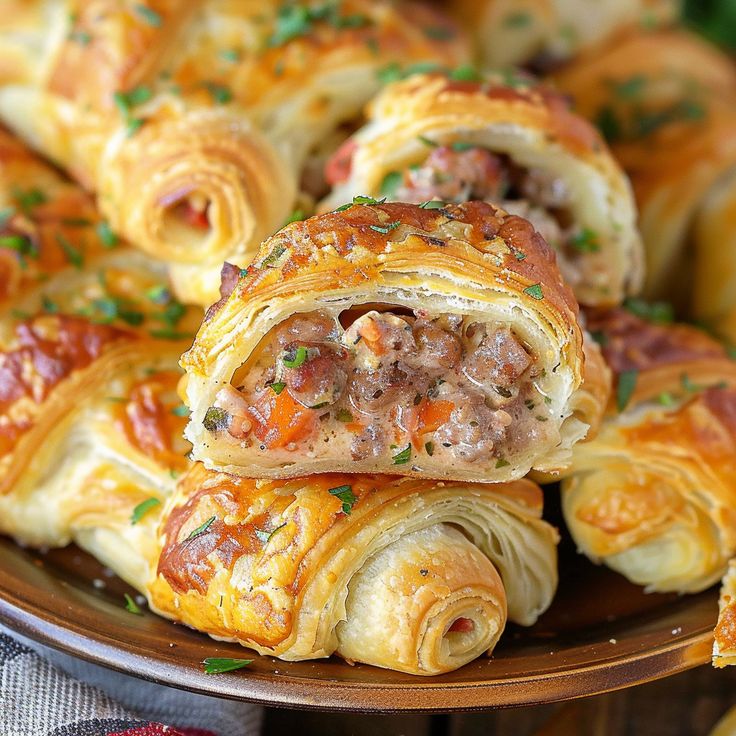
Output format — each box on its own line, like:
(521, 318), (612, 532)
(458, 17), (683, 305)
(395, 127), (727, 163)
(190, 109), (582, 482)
(0, 1), (468, 305)
(560, 307), (736, 593)
(320, 73), (643, 307)
(714, 560), (736, 668)
(446, 0), (678, 71)
(551, 30), (736, 333)
(144, 463), (558, 675)
(182, 200), (594, 482)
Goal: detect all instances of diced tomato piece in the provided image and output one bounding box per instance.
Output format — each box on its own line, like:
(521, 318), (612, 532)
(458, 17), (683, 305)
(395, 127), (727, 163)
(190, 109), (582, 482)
(250, 389), (317, 448)
(406, 399), (455, 448)
(324, 139), (357, 186)
(180, 201), (210, 230)
(448, 617), (474, 633)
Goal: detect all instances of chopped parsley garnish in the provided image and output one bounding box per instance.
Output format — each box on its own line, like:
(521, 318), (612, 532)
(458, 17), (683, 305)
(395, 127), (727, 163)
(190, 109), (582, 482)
(0, 206), (14, 227)
(418, 134), (438, 147)
(569, 227), (600, 253)
(255, 522), (287, 544)
(269, 381), (286, 395)
(171, 404), (190, 417)
(376, 62), (403, 84)
(146, 284), (170, 304)
(124, 593), (143, 615)
(336, 408), (353, 422)
(590, 329), (607, 346)
(68, 29), (92, 45)
(62, 217), (92, 227)
(596, 106), (621, 143)
(269, 2), (369, 47)
(423, 25), (454, 40)
(512, 248), (527, 261)
(113, 86), (151, 137)
(13, 187), (46, 214)
(376, 61), (442, 84)
(504, 11), (532, 27)
(379, 171), (403, 198)
(623, 297), (674, 324)
(203, 82), (233, 105)
(219, 48), (240, 62)
(42, 295), (58, 313)
(523, 283), (544, 300)
(392, 445), (411, 464)
(283, 209), (305, 227)
(96, 221), (118, 248)
(283, 345), (309, 368)
(203, 406), (230, 431)
(0, 234), (35, 257)
(334, 195), (386, 212)
(328, 484), (357, 514)
(134, 4), (162, 27)
(186, 515), (216, 541)
(681, 373), (701, 393)
(419, 200), (445, 209)
(450, 141), (475, 152)
(616, 369), (638, 412)
(202, 657), (253, 675)
(613, 75), (646, 100)
(130, 497), (161, 525)
(91, 296), (144, 326)
(657, 392), (675, 407)
(495, 458), (510, 468)
(424, 441), (434, 456)
(448, 65), (482, 82)
(369, 220), (400, 234)
(261, 243), (287, 267)
(56, 233), (84, 269)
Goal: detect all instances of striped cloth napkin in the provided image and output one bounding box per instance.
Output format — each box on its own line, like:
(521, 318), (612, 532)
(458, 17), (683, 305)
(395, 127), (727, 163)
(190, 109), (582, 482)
(0, 628), (262, 736)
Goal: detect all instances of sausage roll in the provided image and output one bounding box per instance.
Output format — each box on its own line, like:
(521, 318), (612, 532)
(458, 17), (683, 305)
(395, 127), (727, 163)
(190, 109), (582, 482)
(0, 1), (467, 305)
(447, 0), (678, 71)
(714, 560), (736, 668)
(182, 200), (591, 482)
(552, 30), (736, 330)
(320, 74), (643, 307)
(144, 463), (558, 675)
(561, 308), (736, 593)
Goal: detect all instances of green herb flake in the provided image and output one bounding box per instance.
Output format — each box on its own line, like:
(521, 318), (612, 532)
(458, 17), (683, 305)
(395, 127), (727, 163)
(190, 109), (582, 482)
(328, 484), (357, 515)
(56, 233), (84, 269)
(0, 234), (34, 256)
(569, 227), (600, 253)
(203, 406), (230, 432)
(124, 593), (143, 615)
(283, 345), (308, 368)
(146, 284), (170, 304)
(418, 200), (445, 209)
(523, 283), (544, 300)
(96, 221), (118, 248)
(613, 75), (646, 100)
(423, 25), (454, 40)
(261, 243), (287, 267)
(376, 62), (403, 84)
(681, 373), (702, 393)
(369, 220), (400, 234)
(657, 392), (675, 407)
(495, 458), (510, 468)
(134, 4), (163, 27)
(0, 206), (15, 227)
(616, 369), (638, 412)
(379, 170), (403, 198)
(448, 64), (482, 82)
(392, 445), (411, 465)
(130, 497), (161, 525)
(219, 48), (240, 63)
(596, 106), (621, 143)
(42, 295), (58, 314)
(269, 4), (312, 46)
(186, 515), (216, 541)
(505, 11), (532, 27)
(171, 404), (189, 417)
(336, 408), (353, 422)
(203, 81), (233, 105)
(68, 29), (92, 45)
(418, 134), (438, 147)
(13, 187), (46, 214)
(623, 297), (674, 324)
(334, 194), (386, 212)
(450, 141), (475, 152)
(255, 522), (287, 545)
(424, 441), (434, 456)
(269, 381), (286, 395)
(590, 329), (608, 346)
(202, 657), (253, 675)
(283, 209), (305, 227)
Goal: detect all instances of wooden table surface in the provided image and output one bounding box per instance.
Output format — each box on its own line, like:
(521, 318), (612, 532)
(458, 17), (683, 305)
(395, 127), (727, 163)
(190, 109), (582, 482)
(263, 664), (736, 735)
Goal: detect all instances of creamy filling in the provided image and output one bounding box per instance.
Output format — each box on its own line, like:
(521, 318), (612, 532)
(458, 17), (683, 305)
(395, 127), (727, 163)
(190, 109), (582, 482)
(384, 145), (590, 288)
(203, 308), (555, 469)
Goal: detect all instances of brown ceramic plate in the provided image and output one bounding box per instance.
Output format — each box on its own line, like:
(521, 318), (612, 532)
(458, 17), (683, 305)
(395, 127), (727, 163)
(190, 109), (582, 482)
(0, 496), (718, 713)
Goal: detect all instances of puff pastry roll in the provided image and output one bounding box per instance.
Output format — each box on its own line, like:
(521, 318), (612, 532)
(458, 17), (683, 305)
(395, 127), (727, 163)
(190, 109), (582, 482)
(561, 308), (736, 593)
(552, 30), (736, 329)
(321, 74), (643, 307)
(144, 464), (558, 674)
(182, 200), (591, 482)
(0, 0), (467, 305)
(714, 560), (736, 668)
(447, 0), (678, 71)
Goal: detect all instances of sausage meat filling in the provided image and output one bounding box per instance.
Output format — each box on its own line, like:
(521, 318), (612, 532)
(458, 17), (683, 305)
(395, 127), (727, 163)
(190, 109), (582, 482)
(204, 309), (555, 470)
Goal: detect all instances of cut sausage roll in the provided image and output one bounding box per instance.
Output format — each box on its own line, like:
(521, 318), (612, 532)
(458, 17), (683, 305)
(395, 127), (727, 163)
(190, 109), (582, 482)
(552, 30), (736, 331)
(320, 73), (643, 307)
(144, 463), (558, 675)
(182, 200), (591, 482)
(560, 308), (736, 593)
(447, 0), (678, 71)
(0, 1), (467, 305)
